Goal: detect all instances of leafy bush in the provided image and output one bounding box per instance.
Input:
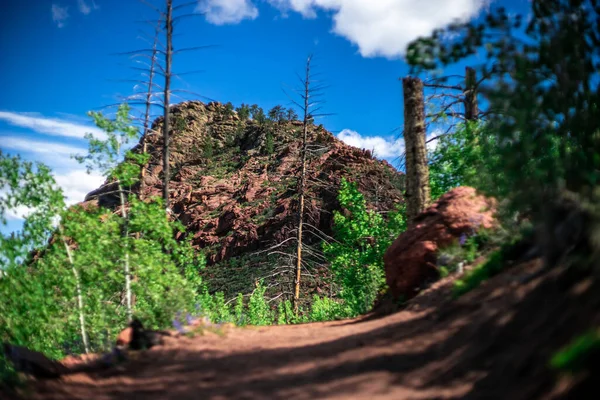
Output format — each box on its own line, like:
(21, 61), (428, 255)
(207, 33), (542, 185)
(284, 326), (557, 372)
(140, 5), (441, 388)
(408, 1), (600, 227)
(453, 228), (534, 297)
(323, 179), (406, 317)
(264, 130), (275, 155)
(428, 121), (496, 200)
(247, 280), (274, 326)
(309, 296), (349, 322)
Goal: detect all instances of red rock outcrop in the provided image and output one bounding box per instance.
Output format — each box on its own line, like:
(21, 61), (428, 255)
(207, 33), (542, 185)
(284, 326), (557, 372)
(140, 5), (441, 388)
(384, 186), (498, 300)
(84, 101), (405, 299)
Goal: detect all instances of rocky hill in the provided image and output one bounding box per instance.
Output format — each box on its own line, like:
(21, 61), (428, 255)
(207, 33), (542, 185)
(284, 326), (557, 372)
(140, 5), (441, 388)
(85, 101), (405, 303)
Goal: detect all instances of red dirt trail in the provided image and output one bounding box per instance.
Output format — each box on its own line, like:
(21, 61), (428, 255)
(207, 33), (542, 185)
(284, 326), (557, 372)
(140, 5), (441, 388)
(6, 259), (600, 400)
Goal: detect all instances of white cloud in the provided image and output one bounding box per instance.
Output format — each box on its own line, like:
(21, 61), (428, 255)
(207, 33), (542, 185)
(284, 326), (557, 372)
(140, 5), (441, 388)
(54, 170), (105, 207)
(338, 129), (405, 158)
(267, 0), (317, 17)
(197, 0), (259, 25)
(77, 0), (100, 15)
(77, 0), (91, 15)
(1, 169), (104, 222)
(0, 111), (106, 140)
(337, 128), (441, 159)
(1, 136), (86, 157)
(265, 0), (486, 59)
(0, 136), (88, 171)
(51, 4), (69, 28)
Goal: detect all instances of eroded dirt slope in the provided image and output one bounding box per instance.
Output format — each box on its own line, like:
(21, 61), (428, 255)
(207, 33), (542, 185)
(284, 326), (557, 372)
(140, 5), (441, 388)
(9, 257), (600, 400)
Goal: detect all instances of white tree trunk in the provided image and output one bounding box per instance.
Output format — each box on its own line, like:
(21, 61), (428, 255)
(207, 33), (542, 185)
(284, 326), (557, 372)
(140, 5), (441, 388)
(61, 234), (90, 354)
(119, 184), (133, 322)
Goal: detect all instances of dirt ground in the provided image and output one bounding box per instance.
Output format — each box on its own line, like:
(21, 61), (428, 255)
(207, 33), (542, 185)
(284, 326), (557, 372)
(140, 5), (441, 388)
(6, 258), (600, 400)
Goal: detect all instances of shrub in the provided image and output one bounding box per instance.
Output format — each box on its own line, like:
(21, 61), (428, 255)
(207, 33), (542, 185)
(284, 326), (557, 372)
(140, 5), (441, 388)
(247, 280), (274, 326)
(323, 179), (406, 317)
(550, 329), (600, 373)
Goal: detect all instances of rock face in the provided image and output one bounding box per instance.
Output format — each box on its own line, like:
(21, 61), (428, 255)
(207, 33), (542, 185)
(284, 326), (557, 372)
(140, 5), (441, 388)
(384, 187), (497, 300)
(85, 100), (405, 301)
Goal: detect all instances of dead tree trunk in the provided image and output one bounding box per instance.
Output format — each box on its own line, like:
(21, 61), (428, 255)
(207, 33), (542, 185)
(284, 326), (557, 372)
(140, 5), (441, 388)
(162, 0), (173, 210)
(464, 67), (478, 121)
(141, 20), (161, 182)
(294, 56), (311, 314)
(402, 76), (430, 224)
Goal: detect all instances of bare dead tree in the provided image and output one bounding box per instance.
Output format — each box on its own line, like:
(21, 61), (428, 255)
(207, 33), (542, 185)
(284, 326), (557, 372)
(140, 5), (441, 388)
(106, 0), (214, 212)
(162, 0), (173, 210)
(140, 19), (162, 181)
(292, 55), (312, 313)
(402, 76), (430, 224)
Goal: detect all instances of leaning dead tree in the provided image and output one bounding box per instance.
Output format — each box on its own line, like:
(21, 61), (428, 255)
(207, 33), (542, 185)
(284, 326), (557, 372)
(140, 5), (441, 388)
(402, 76), (431, 224)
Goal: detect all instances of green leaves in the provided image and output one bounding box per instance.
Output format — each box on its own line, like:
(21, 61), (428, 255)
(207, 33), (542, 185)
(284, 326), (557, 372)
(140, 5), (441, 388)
(74, 103), (142, 187)
(323, 179), (406, 317)
(0, 104), (206, 367)
(428, 121), (497, 200)
(407, 1), (600, 219)
(0, 150), (65, 268)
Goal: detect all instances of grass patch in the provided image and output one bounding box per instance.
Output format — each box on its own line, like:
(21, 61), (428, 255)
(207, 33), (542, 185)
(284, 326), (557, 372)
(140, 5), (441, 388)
(452, 227), (535, 297)
(550, 329), (600, 373)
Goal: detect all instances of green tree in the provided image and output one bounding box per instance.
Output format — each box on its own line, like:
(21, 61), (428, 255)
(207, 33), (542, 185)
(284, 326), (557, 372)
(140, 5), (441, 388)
(323, 179), (406, 316)
(428, 121), (497, 200)
(0, 151), (92, 354)
(263, 131), (275, 155)
(223, 102), (235, 118)
(75, 103), (146, 322)
(268, 105), (286, 124)
(286, 108), (298, 122)
(249, 104), (267, 124)
(236, 103), (250, 120)
(406, 1), (600, 221)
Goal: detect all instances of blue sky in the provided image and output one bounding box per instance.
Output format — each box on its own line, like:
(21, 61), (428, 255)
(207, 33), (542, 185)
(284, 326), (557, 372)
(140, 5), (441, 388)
(0, 0), (529, 233)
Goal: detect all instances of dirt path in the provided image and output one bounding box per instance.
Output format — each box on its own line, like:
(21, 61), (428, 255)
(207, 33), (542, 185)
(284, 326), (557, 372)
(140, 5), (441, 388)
(8, 259), (600, 399)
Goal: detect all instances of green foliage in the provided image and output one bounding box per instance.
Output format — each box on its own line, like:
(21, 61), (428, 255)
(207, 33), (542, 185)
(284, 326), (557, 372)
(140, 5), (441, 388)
(234, 293), (246, 326)
(267, 105), (286, 124)
(323, 179), (406, 316)
(174, 115), (187, 132)
(0, 151), (65, 268)
(428, 121), (498, 200)
(550, 329), (600, 373)
(309, 296), (348, 322)
(203, 136), (215, 160)
(249, 104), (267, 125)
(452, 229), (532, 297)
(235, 103), (250, 120)
(0, 104), (204, 377)
(74, 103), (146, 187)
(285, 108), (298, 122)
(407, 1), (600, 220)
(264, 130), (275, 155)
(436, 226), (505, 276)
(247, 280), (274, 326)
(223, 102), (235, 118)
